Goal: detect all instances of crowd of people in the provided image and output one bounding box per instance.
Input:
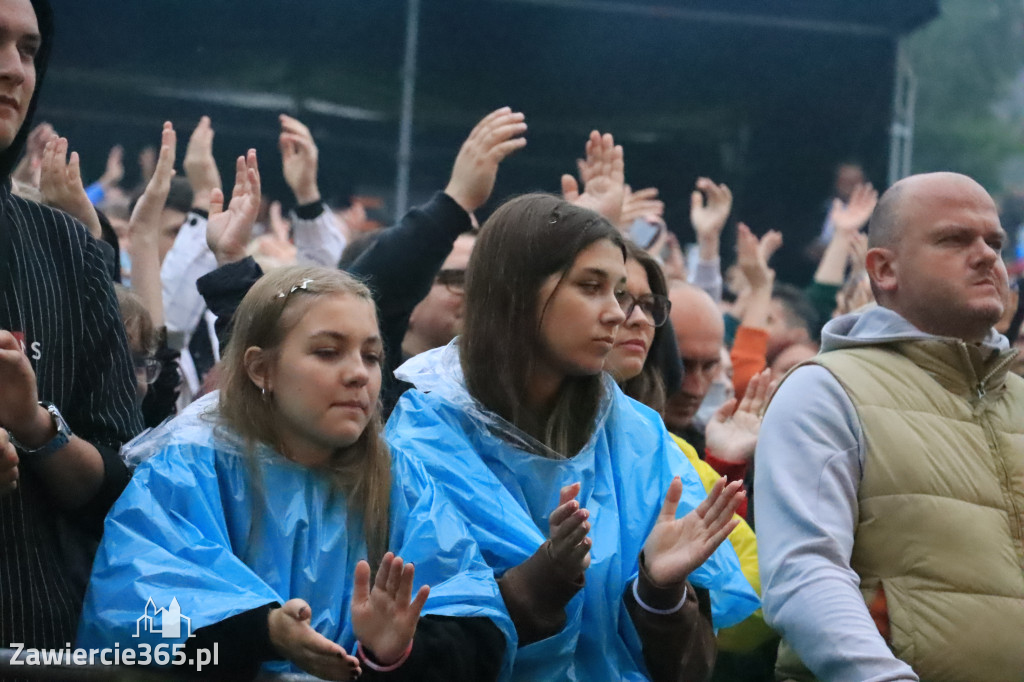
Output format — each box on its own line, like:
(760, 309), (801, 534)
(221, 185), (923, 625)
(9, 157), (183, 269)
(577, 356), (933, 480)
(2, 1), (1023, 681)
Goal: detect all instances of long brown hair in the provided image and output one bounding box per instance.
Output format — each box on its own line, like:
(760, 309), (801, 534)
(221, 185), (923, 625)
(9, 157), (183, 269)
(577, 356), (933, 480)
(618, 241), (670, 413)
(218, 265), (391, 566)
(461, 193), (626, 456)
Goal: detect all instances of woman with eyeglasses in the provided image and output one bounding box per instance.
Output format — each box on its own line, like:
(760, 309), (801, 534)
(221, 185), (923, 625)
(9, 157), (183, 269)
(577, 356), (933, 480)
(386, 193), (758, 681)
(81, 266), (514, 681)
(604, 242), (776, 661)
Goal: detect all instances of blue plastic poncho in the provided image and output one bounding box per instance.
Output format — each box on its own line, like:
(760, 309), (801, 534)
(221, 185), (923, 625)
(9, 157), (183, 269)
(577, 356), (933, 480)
(78, 393), (516, 678)
(385, 343), (760, 681)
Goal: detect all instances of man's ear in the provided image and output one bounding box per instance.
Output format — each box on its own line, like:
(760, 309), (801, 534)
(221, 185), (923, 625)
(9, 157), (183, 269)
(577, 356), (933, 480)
(243, 346), (272, 392)
(865, 247), (897, 296)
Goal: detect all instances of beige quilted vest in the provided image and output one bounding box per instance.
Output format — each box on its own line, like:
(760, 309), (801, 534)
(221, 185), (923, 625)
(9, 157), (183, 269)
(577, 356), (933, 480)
(776, 339), (1024, 682)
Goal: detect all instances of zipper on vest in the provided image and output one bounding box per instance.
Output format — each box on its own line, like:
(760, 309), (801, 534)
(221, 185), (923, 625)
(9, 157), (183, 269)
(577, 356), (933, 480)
(973, 350), (1024, 553)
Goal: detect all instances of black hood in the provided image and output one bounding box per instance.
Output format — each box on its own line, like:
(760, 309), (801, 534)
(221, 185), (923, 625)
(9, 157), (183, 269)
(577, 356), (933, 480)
(0, 0), (53, 179)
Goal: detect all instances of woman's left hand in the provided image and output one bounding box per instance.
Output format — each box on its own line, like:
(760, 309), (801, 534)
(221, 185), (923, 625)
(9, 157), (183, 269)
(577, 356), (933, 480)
(351, 552), (430, 666)
(642, 476), (745, 586)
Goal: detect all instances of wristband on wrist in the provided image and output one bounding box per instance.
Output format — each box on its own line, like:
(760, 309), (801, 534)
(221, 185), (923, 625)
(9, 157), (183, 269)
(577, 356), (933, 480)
(633, 577), (688, 615)
(356, 639), (413, 672)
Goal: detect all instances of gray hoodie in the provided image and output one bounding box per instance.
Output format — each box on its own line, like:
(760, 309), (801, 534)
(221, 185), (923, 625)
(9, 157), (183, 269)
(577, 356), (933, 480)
(753, 306), (1006, 682)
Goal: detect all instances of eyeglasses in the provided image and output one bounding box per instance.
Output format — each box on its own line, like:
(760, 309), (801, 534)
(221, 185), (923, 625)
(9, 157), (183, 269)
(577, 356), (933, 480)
(133, 356), (161, 385)
(616, 291), (671, 327)
(435, 269), (466, 293)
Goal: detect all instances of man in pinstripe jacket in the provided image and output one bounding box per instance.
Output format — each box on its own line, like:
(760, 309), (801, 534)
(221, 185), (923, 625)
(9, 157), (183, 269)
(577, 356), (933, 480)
(0, 0), (143, 654)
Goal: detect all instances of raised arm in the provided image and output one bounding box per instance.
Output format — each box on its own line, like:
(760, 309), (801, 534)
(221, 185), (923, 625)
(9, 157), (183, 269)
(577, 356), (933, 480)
(629, 476), (744, 682)
(496, 482), (591, 644)
(128, 121), (177, 329)
(561, 130), (625, 225)
(279, 113), (348, 266)
(39, 136), (103, 239)
(688, 177), (733, 302)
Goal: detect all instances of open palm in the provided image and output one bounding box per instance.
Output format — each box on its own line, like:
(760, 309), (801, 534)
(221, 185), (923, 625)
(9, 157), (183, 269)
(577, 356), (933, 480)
(351, 553), (429, 666)
(206, 150), (261, 266)
(643, 477), (745, 586)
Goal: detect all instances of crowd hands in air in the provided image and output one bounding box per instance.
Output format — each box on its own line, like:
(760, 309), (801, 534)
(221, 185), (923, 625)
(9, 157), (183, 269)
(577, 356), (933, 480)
(9, 76), (1024, 682)
(2, 102), (885, 679)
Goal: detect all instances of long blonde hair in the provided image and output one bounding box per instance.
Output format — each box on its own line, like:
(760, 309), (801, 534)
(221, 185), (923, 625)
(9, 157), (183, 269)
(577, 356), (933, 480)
(218, 265), (391, 566)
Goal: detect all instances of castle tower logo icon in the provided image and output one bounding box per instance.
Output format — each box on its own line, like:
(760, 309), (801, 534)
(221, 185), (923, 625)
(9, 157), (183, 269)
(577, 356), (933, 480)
(133, 597), (195, 639)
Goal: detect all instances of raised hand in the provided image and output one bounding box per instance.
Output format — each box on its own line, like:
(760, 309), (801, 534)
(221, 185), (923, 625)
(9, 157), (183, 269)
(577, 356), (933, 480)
(12, 121), (56, 187)
(351, 552), (430, 667)
(268, 599), (361, 681)
(643, 476), (745, 586)
(39, 136), (103, 239)
(0, 428), (18, 496)
(561, 131), (625, 224)
(759, 229), (783, 264)
(128, 122), (177, 328)
(547, 482), (592, 580)
(618, 185), (664, 229)
(206, 149), (261, 266)
(279, 114), (321, 205)
(444, 106), (527, 214)
(183, 116), (221, 212)
(830, 182), (877, 236)
(690, 177), (733, 243)
(705, 367), (773, 464)
(130, 123), (177, 242)
(736, 222), (775, 293)
(99, 145), (124, 190)
(848, 232), (868, 275)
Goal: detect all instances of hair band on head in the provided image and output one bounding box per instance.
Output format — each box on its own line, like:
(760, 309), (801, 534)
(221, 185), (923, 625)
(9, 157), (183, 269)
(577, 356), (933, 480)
(277, 278), (314, 299)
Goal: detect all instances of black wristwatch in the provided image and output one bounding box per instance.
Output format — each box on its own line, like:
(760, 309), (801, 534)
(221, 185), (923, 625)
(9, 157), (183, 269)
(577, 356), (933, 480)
(10, 402), (72, 460)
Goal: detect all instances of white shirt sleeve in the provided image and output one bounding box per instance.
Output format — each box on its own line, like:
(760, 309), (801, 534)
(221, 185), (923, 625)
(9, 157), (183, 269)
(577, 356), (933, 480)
(161, 212), (216, 336)
(688, 255), (722, 303)
(754, 365), (919, 682)
(291, 203), (347, 267)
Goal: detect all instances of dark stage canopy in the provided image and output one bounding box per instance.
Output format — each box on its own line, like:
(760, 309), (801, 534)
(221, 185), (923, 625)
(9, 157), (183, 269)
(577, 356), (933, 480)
(43, 0), (938, 279)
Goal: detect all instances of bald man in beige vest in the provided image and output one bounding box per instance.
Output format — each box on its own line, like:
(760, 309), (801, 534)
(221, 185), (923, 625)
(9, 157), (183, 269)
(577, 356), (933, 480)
(755, 172), (1024, 682)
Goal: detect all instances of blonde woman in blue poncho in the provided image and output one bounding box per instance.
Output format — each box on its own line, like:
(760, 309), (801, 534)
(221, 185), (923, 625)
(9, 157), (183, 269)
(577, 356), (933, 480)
(386, 190), (760, 681)
(79, 266), (515, 681)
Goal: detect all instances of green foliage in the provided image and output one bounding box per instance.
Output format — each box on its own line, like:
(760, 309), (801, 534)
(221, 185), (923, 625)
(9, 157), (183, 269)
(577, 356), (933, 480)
(907, 0), (1024, 189)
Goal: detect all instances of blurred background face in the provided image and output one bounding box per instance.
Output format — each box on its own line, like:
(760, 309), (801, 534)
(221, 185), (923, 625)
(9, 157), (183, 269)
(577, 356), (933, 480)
(404, 233), (475, 356)
(835, 164), (865, 202)
(157, 207), (187, 263)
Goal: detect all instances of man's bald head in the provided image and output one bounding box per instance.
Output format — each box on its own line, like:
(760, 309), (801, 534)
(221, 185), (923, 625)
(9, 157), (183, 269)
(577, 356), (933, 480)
(864, 172), (1007, 342)
(867, 172), (991, 249)
(664, 283), (725, 432)
(668, 282), (724, 346)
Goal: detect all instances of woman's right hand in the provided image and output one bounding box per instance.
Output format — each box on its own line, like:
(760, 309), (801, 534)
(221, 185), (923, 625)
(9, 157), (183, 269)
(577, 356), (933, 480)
(268, 599), (361, 681)
(546, 482), (592, 580)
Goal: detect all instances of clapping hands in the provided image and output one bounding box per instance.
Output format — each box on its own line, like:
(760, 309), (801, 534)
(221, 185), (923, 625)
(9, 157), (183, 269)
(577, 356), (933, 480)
(642, 476), (745, 586)
(351, 552), (430, 668)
